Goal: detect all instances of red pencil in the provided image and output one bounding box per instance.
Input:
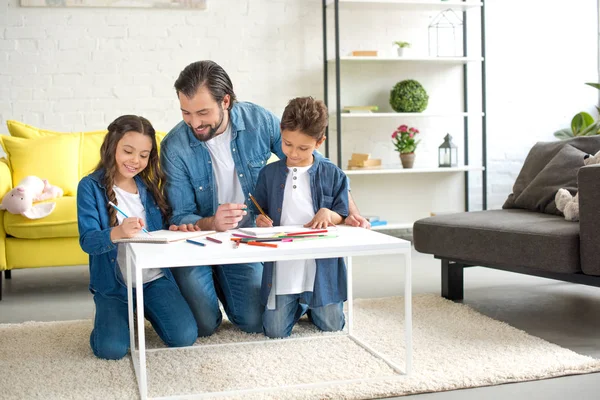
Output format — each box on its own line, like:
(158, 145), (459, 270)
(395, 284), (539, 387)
(205, 236), (222, 244)
(285, 229), (329, 236)
(246, 241), (278, 248)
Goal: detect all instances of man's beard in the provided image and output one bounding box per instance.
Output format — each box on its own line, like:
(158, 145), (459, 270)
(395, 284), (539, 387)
(191, 106), (226, 142)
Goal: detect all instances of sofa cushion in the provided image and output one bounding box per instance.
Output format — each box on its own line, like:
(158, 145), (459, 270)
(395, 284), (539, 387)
(0, 135), (80, 196)
(413, 209), (581, 273)
(7, 120), (168, 179)
(4, 196), (78, 239)
(503, 136), (600, 215)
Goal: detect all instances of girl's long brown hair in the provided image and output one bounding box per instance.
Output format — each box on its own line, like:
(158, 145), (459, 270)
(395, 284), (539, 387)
(94, 115), (170, 227)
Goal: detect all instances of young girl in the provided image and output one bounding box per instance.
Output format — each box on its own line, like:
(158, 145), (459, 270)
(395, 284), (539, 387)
(77, 115), (198, 360)
(253, 97), (349, 338)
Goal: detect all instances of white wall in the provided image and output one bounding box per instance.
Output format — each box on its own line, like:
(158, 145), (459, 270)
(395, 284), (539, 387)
(0, 0), (597, 206)
(0, 0), (598, 297)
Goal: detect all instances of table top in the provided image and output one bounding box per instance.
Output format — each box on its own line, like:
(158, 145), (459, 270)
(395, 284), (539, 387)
(125, 226), (411, 269)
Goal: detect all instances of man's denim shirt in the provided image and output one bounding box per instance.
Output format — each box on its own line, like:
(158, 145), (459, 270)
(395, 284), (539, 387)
(77, 169), (176, 302)
(253, 153), (350, 307)
(160, 101), (286, 227)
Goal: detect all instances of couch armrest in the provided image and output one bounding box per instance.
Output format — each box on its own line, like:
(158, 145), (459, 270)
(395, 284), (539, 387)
(0, 158), (10, 270)
(0, 158), (11, 199)
(578, 163), (600, 275)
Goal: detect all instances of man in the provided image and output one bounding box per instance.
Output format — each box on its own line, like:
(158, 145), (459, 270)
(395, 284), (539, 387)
(161, 60), (369, 336)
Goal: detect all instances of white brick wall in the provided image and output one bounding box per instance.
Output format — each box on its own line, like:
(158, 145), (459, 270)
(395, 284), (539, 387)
(0, 0), (598, 211)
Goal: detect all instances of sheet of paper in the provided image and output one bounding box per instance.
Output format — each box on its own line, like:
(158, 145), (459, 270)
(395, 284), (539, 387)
(113, 229), (215, 243)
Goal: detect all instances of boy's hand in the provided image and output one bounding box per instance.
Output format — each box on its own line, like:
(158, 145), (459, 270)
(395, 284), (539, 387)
(256, 214), (273, 227)
(304, 208), (336, 229)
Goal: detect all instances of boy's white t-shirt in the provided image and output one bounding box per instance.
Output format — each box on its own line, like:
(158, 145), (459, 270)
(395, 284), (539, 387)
(267, 164), (317, 309)
(114, 186), (164, 288)
(205, 122), (246, 204)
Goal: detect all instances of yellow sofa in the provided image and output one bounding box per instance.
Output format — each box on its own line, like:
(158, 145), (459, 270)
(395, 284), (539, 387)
(0, 120), (167, 300)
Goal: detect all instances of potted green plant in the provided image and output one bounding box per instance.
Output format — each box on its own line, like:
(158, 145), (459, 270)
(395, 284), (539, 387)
(389, 79), (429, 113)
(393, 41), (411, 57)
(554, 82), (600, 140)
(392, 124), (421, 168)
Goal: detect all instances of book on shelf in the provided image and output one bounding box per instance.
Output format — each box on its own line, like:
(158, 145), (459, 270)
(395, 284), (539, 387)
(342, 105), (379, 114)
(347, 153), (382, 169)
(350, 50), (378, 57)
(113, 229), (215, 244)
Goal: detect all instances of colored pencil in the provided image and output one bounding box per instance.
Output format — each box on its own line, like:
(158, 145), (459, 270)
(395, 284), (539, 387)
(248, 193), (273, 223)
(108, 201), (151, 235)
(285, 229), (329, 236)
(205, 236), (222, 244)
(246, 241), (278, 248)
(186, 239), (206, 247)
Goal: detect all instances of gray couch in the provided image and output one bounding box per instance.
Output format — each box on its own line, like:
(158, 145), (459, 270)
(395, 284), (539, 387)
(413, 136), (600, 300)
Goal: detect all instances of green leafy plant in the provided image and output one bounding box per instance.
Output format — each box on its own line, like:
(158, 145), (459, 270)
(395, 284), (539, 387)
(393, 41), (411, 48)
(389, 79), (429, 113)
(392, 124), (421, 154)
(554, 82), (600, 139)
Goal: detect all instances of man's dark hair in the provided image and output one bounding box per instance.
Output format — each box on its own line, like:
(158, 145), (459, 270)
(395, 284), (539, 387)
(280, 97), (328, 140)
(174, 60), (237, 110)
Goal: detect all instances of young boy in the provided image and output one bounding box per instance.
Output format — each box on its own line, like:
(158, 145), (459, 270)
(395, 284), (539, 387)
(253, 97), (349, 338)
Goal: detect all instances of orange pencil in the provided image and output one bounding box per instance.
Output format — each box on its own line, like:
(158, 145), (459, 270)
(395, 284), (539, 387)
(248, 193), (273, 223)
(246, 241), (278, 248)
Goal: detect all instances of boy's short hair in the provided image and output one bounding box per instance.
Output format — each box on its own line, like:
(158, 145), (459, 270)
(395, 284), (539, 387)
(280, 97), (328, 140)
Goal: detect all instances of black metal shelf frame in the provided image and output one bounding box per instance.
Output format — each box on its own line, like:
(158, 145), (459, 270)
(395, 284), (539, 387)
(321, 0), (488, 211)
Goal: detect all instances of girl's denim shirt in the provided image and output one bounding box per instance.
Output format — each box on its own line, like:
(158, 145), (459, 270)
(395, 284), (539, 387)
(77, 169), (176, 302)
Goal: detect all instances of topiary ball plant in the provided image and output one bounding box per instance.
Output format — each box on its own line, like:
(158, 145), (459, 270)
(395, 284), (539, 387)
(389, 79), (429, 113)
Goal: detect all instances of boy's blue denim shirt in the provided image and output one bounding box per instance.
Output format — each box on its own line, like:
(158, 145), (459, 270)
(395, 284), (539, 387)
(77, 169), (176, 302)
(160, 101), (286, 227)
(253, 153), (350, 307)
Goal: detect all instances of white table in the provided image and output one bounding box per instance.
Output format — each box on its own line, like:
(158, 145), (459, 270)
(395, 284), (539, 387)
(124, 225), (412, 399)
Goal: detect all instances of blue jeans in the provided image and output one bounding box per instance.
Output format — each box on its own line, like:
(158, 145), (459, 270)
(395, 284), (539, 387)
(171, 263), (263, 336)
(263, 294), (345, 338)
(90, 277), (198, 360)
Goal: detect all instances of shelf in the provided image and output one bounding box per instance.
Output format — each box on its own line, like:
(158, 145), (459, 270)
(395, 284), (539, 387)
(325, 0), (483, 11)
(371, 222), (414, 231)
(344, 166), (484, 175)
(339, 112), (484, 118)
(328, 56), (483, 63)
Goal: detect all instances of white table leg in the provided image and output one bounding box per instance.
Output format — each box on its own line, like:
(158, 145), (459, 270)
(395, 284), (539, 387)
(346, 256), (353, 335)
(404, 248), (412, 375)
(126, 247), (148, 400)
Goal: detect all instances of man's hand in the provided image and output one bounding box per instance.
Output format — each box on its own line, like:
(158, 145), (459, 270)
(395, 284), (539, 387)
(214, 203), (247, 231)
(304, 208), (337, 229)
(256, 214), (273, 227)
(169, 223), (201, 232)
(345, 213), (371, 229)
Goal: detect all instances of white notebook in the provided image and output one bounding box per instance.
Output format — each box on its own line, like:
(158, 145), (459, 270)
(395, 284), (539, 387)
(237, 226), (333, 237)
(113, 229), (214, 244)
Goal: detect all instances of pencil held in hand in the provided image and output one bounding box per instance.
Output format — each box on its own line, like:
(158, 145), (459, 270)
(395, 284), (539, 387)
(248, 193), (273, 223)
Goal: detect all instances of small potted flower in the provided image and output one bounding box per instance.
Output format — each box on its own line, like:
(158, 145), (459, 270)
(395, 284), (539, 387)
(393, 41), (411, 57)
(392, 124), (420, 168)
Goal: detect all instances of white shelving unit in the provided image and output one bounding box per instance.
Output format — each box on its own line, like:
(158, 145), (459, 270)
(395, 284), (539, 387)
(322, 0), (487, 231)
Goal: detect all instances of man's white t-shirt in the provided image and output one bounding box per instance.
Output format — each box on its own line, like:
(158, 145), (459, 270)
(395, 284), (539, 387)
(267, 164), (317, 309)
(205, 123), (246, 206)
(114, 186), (164, 287)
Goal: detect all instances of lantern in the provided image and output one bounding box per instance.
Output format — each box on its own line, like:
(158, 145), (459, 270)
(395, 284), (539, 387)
(438, 134), (458, 167)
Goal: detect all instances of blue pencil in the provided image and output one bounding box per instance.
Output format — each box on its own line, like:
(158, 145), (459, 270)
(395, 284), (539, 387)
(108, 201), (151, 235)
(186, 239), (206, 247)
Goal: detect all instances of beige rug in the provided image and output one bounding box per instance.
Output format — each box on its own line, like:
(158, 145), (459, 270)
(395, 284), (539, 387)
(1, 294), (599, 399)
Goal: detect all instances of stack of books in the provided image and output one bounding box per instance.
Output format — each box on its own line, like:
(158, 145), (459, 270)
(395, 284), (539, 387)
(347, 153), (382, 170)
